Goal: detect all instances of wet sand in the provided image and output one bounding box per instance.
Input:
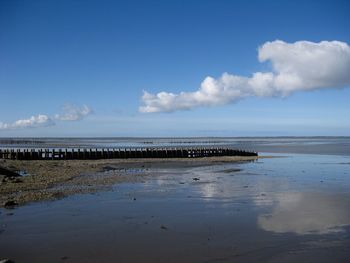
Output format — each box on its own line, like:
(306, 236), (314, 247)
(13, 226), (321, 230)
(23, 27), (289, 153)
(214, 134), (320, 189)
(0, 156), (258, 207)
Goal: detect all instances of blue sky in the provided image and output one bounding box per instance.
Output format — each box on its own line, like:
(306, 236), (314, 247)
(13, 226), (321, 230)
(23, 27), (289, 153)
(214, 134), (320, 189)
(0, 0), (349, 137)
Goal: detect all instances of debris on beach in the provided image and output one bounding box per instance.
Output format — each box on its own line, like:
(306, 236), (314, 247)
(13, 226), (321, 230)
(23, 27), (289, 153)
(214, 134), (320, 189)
(0, 166), (20, 178)
(0, 166), (21, 183)
(2, 177), (23, 184)
(3, 200), (18, 209)
(218, 168), (242, 173)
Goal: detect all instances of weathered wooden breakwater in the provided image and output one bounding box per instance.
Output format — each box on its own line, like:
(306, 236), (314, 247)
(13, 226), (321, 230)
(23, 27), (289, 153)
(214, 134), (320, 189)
(0, 147), (257, 160)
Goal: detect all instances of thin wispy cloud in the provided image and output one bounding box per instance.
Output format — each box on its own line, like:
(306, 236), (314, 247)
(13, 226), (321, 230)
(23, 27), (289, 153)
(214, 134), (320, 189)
(0, 104), (93, 130)
(0, 115), (54, 130)
(140, 40), (350, 113)
(55, 104), (93, 121)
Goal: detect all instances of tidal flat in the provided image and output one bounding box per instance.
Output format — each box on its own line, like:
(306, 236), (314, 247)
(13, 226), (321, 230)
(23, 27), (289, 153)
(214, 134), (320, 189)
(1, 138), (350, 262)
(0, 156), (258, 206)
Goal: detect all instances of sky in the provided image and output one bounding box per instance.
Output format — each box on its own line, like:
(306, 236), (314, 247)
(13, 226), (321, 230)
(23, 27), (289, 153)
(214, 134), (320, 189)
(0, 0), (349, 137)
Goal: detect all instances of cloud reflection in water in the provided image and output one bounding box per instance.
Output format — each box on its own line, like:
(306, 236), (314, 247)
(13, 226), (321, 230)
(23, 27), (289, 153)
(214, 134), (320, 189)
(257, 192), (350, 235)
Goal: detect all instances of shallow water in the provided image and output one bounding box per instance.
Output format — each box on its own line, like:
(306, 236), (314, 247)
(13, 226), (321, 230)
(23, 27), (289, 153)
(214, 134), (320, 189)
(1, 153), (350, 262)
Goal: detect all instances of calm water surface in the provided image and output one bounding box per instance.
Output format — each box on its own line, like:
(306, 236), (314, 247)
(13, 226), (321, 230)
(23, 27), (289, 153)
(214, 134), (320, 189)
(1, 139), (350, 262)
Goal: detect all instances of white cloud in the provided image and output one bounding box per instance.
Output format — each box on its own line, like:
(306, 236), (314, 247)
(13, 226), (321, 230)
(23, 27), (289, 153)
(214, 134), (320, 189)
(0, 114), (54, 130)
(0, 104), (93, 130)
(55, 104), (93, 121)
(140, 40), (350, 113)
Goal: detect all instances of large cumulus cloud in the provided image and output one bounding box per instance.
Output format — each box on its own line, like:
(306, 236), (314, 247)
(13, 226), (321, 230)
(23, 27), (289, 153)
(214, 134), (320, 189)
(140, 40), (350, 113)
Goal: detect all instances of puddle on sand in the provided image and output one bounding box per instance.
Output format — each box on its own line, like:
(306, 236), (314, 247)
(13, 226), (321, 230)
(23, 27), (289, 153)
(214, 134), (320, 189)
(16, 170), (30, 177)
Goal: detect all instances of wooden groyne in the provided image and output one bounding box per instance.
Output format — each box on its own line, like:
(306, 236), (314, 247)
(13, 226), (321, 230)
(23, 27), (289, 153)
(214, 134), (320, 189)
(0, 147), (257, 160)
